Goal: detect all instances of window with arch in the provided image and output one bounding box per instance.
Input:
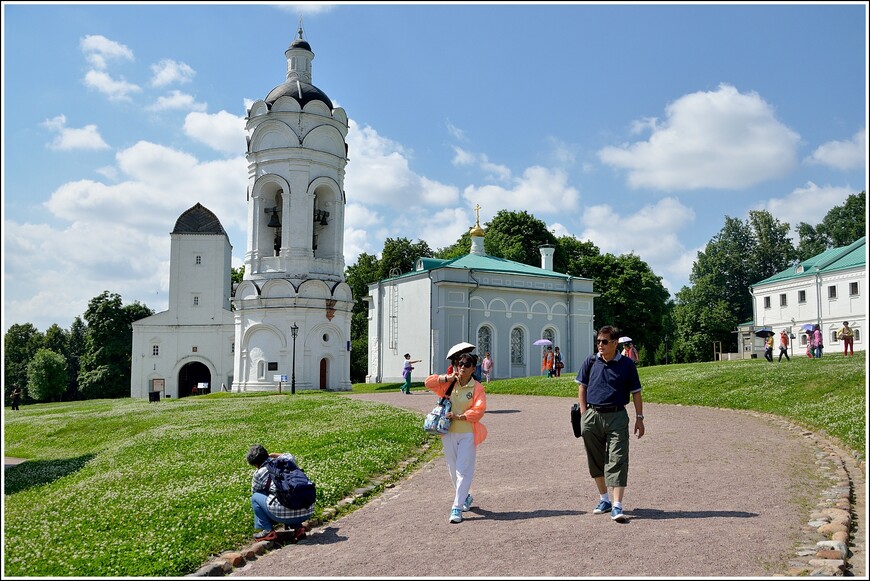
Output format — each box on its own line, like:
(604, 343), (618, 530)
(257, 360), (265, 380)
(511, 328), (525, 365)
(543, 327), (555, 345)
(478, 325), (492, 359)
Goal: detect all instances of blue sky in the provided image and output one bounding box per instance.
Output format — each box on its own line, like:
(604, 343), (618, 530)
(2, 2), (867, 334)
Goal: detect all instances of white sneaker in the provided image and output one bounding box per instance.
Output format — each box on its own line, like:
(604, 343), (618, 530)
(449, 508), (462, 523)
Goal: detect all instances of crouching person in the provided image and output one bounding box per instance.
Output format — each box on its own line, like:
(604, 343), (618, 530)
(246, 444), (314, 542)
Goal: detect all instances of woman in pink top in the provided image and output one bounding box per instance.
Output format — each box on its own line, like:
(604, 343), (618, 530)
(425, 346), (487, 525)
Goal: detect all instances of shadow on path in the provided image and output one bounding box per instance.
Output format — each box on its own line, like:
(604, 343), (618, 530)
(4, 454), (95, 495)
(467, 507), (583, 521)
(630, 507), (758, 520)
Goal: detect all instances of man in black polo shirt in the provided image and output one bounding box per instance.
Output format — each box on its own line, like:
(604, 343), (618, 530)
(576, 325), (645, 522)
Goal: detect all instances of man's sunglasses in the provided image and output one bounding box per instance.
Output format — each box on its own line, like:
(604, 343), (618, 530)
(596, 339), (612, 345)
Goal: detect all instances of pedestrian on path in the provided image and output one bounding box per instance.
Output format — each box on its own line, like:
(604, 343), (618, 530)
(542, 346), (555, 378)
(401, 353), (422, 394)
(764, 335), (774, 362)
(424, 344), (488, 524)
(10, 387), (21, 411)
(481, 351), (493, 383)
(778, 330), (791, 362)
(813, 324), (824, 358)
(839, 321), (854, 356)
(575, 325), (644, 522)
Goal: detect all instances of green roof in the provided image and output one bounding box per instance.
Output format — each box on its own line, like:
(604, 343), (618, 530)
(381, 252), (591, 283)
(753, 237), (866, 286)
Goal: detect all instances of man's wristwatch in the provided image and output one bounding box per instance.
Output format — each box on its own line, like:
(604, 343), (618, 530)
(636, 414), (645, 420)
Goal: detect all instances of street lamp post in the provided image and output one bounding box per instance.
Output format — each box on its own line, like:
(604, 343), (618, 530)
(290, 323), (299, 395)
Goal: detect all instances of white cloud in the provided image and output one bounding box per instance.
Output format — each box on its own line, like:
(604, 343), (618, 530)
(274, 3), (335, 15)
(450, 147), (511, 182)
(5, 140), (249, 331)
(41, 115), (110, 151)
(462, 166), (580, 217)
(805, 129), (866, 171)
(344, 120), (459, 208)
(598, 84), (801, 191)
(578, 197), (697, 294)
(183, 111), (246, 154)
(80, 34), (134, 70)
(150, 59), (195, 87)
(755, 182), (855, 235)
(149, 90), (207, 112)
(83, 70), (141, 102)
(447, 120), (468, 142)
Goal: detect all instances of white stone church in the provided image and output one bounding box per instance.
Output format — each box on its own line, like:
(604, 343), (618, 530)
(365, 215), (598, 383)
(131, 27), (353, 399)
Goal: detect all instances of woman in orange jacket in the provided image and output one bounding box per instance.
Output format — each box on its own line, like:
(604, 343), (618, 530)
(424, 345), (488, 524)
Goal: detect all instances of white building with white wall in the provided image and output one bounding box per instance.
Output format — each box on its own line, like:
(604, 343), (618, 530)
(131, 204), (236, 399)
(132, 26), (353, 398)
(365, 218), (597, 382)
(738, 236), (866, 358)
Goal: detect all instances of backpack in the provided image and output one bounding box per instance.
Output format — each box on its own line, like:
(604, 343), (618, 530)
(265, 456), (316, 509)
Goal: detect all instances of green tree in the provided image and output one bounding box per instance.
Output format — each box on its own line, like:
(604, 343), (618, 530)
(4, 323), (43, 403)
(671, 281), (738, 362)
(747, 209), (798, 282)
(66, 317), (87, 401)
(796, 191), (866, 259)
(78, 292), (153, 399)
(435, 231), (472, 261)
(483, 210), (557, 266)
(26, 348), (68, 402)
(378, 238), (433, 279)
(345, 252), (381, 383)
(231, 265), (245, 284)
(555, 235), (600, 277)
(567, 252), (669, 360)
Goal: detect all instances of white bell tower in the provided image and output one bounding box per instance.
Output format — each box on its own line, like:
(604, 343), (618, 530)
(232, 23), (353, 392)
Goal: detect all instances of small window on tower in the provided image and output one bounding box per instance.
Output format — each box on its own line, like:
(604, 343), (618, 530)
(152, 345), (159, 356)
(195, 255), (202, 265)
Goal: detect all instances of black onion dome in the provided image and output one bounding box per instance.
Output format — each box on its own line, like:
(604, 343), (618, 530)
(172, 203), (226, 235)
(265, 79), (333, 109)
(289, 37), (311, 51)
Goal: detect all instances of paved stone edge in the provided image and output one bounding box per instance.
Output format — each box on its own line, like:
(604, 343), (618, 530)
(734, 409), (864, 577)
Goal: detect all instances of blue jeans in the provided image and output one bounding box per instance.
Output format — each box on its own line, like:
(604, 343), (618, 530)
(814, 346), (823, 358)
(251, 493), (307, 531)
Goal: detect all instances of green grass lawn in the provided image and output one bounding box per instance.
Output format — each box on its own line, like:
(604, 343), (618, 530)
(3, 352), (865, 576)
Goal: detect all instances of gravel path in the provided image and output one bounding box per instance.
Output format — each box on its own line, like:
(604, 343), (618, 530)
(233, 392), (828, 577)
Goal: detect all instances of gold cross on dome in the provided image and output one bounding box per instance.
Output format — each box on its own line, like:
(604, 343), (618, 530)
(474, 203), (481, 225)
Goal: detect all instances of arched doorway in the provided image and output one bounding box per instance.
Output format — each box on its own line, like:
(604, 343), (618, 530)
(319, 358), (328, 390)
(178, 362), (211, 397)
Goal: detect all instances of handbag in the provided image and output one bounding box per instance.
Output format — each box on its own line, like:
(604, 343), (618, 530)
(570, 403), (583, 438)
(423, 380), (456, 435)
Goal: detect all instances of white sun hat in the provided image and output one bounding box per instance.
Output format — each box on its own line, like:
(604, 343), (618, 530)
(618, 336), (633, 344)
(446, 342), (476, 360)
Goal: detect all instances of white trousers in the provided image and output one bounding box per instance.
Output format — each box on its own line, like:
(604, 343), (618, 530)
(442, 431), (476, 510)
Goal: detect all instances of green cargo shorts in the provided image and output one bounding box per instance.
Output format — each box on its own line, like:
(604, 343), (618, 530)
(581, 407), (630, 487)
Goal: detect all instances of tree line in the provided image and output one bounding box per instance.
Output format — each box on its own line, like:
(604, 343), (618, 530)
(5, 192), (864, 401)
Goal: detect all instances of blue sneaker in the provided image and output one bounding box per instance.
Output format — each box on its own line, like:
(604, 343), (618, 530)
(449, 508), (463, 523)
(462, 494), (473, 511)
(611, 506), (626, 522)
(593, 500), (612, 514)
